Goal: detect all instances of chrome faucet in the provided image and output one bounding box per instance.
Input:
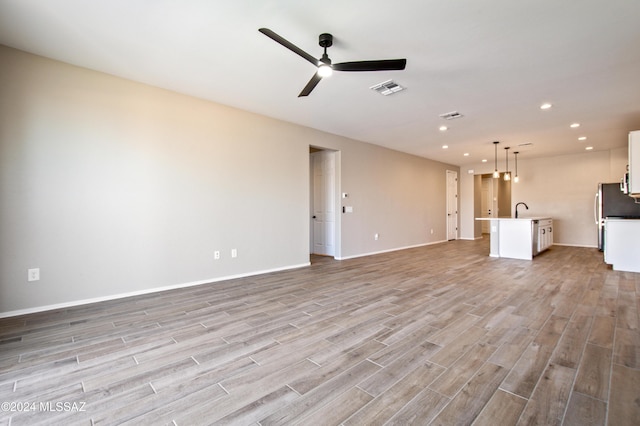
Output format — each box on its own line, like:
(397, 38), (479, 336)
(515, 202), (529, 218)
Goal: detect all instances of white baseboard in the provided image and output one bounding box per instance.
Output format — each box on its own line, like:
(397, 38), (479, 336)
(336, 240), (448, 260)
(552, 243), (598, 248)
(0, 262), (310, 319)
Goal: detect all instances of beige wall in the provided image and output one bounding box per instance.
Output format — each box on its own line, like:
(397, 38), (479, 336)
(0, 46), (457, 315)
(460, 147), (629, 246)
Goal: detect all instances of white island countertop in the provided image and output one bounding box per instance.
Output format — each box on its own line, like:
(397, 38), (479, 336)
(476, 217), (551, 221)
(475, 217), (553, 259)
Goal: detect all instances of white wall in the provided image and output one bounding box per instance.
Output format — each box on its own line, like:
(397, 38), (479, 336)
(460, 147), (629, 246)
(0, 46), (457, 315)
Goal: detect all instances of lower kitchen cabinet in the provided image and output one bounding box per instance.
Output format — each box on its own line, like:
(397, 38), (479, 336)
(604, 218), (640, 273)
(537, 219), (553, 253)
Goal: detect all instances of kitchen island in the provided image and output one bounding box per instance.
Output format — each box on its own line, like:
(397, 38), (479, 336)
(476, 217), (553, 260)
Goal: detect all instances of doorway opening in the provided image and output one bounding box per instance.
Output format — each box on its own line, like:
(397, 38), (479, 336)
(309, 147), (340, 261)
(479, 173), (512, 235)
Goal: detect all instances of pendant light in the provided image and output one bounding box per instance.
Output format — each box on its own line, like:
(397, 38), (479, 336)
(503, 147), (511, 181)
(514, 151), (520, 183)
(492, 141), (500, 178)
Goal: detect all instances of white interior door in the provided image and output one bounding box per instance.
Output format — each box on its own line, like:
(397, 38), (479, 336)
(446, 170), (458, 241)
(311, 151), (335, 256)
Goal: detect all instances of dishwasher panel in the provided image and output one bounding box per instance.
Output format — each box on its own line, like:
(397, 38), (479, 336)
(532, 220), (540, 256)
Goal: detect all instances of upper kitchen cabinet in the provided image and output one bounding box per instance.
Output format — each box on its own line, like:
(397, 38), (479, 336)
(629, 130), (640, 198)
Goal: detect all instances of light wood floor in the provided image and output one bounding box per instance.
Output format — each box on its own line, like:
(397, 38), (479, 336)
(1, 239), (638, 425)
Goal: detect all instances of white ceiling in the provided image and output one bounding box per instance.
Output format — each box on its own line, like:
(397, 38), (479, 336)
(1, 0), (639, 166)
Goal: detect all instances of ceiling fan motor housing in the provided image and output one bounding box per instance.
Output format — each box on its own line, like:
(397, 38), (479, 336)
(319, 33), (333, 48)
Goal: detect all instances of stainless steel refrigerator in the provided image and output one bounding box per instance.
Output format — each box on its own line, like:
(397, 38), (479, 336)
(595, 182), (640, 251)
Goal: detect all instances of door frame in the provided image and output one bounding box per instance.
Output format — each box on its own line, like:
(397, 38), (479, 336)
(446, 170), (459, 240)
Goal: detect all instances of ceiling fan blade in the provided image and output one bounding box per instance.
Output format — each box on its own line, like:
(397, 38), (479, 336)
(259, 28), (319, 67)
(298, 73), (323, 97)
(333, 59), (407, 72)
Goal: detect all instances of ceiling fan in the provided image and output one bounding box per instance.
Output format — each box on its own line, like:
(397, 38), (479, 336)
(259, 28), (407, 97)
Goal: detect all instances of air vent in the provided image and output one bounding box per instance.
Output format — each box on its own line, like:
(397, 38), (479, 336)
(439, 111), (464, 120)
(370, 80), (405, 96)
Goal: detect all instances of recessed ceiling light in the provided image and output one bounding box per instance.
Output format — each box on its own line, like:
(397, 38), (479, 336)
(540, 103), (552, 110)
(570, 123), (580, 128)
(442, 145), (448, 149)
(585, 146), (593, 150)
(439, 125), (448, 131)
(578, 136), (587, 141)
(463, 153), (470, 157)
(482, 159), (487, 163)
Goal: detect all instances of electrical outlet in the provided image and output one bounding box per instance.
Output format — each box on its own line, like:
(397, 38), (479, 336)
(430, 229), (434, 235)
(374, 233), (379, 241)
(231, 248), (237, 258)
(28, 268), (40, 282)
(214, 251), (220, 260)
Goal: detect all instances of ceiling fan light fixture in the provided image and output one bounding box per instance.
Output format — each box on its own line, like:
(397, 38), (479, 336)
(318, 64), (333, 77)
